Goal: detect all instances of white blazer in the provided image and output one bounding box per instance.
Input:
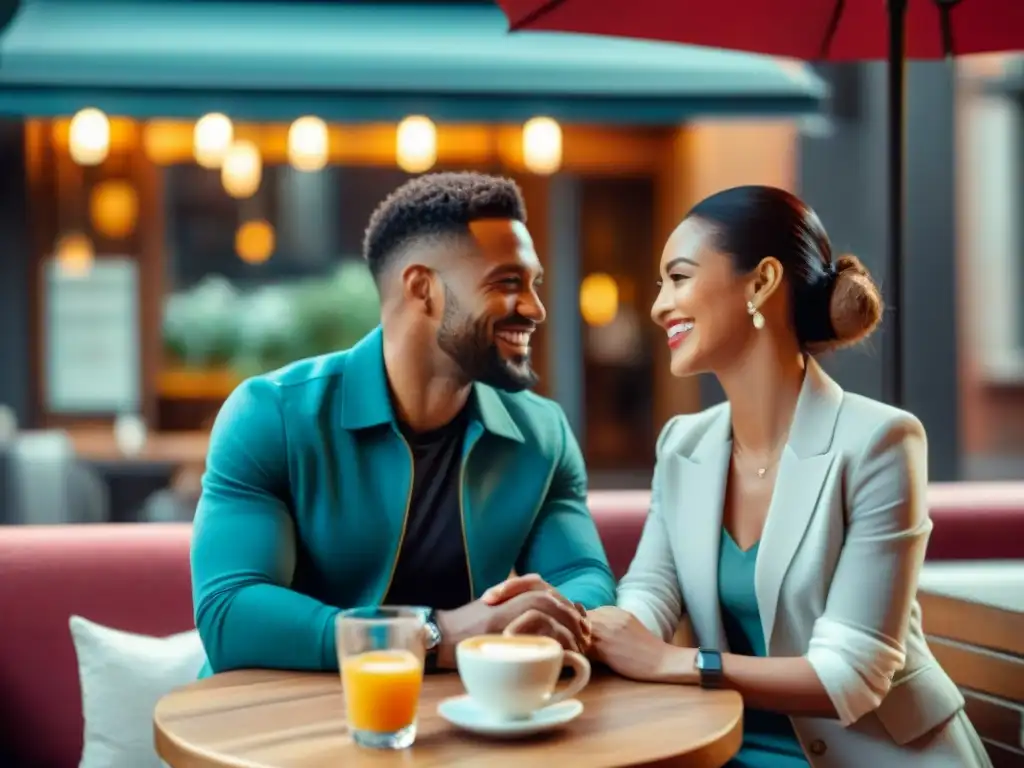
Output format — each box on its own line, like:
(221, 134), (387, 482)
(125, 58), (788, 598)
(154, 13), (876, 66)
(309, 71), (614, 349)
(617, 360), (992, 768)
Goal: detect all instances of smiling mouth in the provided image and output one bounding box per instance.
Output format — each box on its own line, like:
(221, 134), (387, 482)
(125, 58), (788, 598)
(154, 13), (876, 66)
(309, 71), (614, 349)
(495, 329), (532, 353)
(667, 320), (694, 346)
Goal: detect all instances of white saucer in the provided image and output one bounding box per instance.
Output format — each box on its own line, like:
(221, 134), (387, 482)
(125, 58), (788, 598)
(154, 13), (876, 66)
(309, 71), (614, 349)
(437, 696), (584, 738)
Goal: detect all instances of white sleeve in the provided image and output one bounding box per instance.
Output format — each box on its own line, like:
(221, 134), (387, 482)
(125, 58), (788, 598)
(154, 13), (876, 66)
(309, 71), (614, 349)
(805, 415), (930, 726)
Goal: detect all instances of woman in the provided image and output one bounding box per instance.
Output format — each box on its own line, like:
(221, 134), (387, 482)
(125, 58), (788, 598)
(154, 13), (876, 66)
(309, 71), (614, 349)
(588, 186), (990, 768)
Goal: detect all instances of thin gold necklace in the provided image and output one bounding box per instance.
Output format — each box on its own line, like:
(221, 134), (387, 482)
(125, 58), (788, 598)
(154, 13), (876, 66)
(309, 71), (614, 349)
(733, 439), (787, 479)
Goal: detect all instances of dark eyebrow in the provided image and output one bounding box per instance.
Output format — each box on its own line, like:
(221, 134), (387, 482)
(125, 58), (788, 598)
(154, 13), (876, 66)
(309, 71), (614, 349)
(665, 256), (698, 271)
(485, 263), (545, 281)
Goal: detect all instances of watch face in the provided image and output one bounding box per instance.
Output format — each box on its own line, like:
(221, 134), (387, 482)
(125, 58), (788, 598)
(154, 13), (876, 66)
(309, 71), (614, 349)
(424, 621), (442, 651)
(698, 649), (723, 673)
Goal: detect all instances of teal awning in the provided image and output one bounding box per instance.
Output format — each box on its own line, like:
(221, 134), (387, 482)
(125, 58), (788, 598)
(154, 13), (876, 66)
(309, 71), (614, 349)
(0, 0), (826, 122)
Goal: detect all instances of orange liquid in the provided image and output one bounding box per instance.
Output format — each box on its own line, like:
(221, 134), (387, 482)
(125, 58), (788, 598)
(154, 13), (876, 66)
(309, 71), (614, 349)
(342, 650), (424, 733)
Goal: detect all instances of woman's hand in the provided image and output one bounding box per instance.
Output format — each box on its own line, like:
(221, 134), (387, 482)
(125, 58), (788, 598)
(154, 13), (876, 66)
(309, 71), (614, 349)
(589, 606), (694, 683)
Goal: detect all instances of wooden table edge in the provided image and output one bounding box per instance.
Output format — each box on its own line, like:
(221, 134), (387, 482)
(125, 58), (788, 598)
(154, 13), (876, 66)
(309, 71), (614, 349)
(153, 673), (745, 768)
(155, 718), (229, 768)
(664, 697), (743, 768)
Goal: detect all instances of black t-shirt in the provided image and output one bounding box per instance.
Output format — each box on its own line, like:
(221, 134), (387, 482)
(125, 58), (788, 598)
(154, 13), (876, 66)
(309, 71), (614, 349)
(383, 409), (473, 611)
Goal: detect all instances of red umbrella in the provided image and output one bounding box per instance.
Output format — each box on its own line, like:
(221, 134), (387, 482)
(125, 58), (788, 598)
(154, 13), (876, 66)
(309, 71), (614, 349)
(497, 0), (1024, 407)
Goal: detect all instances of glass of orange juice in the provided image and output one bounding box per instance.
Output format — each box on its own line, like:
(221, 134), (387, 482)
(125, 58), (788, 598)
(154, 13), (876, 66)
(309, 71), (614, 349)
(336, 606), (427, 750)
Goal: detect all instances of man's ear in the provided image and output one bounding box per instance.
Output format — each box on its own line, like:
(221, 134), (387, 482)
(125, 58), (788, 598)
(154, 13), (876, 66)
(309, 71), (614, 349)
(401, 263), (441, 316)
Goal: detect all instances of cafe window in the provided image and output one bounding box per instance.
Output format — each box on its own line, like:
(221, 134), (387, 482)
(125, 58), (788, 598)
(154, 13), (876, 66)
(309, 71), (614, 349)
(25, 114), (675, 471)
(577, 176), (657, 474)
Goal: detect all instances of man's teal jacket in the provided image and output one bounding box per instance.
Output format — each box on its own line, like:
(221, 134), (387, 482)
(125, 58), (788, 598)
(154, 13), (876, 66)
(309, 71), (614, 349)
(191, 326), (615, 673)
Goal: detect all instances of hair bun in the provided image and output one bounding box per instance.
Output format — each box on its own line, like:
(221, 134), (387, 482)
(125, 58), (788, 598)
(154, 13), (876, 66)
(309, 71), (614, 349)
(834, 253), (867, 278)
(824, 254), (883, 349)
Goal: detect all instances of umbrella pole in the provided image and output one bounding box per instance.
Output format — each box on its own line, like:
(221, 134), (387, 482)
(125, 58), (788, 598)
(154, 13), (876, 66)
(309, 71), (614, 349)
(886, 0), (909, 407)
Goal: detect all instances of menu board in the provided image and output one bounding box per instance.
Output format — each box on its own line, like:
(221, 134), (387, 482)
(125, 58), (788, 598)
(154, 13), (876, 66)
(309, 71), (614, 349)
(44, 258), (141, 414)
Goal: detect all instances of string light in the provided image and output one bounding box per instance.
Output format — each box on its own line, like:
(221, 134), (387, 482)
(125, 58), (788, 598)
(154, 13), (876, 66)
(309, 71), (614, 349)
(89, 180), (139, 240)
(193, 113), (234, 169)
(522, 117), (562, 175)
(221, 140), (262, 199)
(579, 272), (619, 327)
(69, 108), (110, 166)
(288, 116), (329, 172)
(396, 116), (437, 173)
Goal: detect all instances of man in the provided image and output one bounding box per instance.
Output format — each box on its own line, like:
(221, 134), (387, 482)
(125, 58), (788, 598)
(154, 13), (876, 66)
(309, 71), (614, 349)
(192, 171), (615, 674)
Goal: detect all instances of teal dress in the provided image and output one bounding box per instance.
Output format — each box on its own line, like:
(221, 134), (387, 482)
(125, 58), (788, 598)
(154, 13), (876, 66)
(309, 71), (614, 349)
(719, 530), (810, 768)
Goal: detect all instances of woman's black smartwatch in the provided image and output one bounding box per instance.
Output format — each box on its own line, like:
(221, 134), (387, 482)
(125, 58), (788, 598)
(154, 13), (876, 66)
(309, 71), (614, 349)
(695, 648), (724, 689)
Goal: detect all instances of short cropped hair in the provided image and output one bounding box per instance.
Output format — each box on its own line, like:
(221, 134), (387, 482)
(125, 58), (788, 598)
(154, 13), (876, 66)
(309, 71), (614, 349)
(362, 171), (527, 282)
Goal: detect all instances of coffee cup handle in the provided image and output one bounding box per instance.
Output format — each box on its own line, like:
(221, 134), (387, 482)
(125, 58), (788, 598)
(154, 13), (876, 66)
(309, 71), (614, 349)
(548, 651), (591, 706)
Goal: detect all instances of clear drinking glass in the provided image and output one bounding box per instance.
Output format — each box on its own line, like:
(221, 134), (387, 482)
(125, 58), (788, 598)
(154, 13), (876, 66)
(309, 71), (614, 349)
(336, 606), (427, 750)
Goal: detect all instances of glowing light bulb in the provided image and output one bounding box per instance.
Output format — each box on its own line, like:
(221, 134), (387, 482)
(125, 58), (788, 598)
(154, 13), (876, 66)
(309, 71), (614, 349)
(193, 113), (234, 169)
(89, 180), (139, 240)
(287, 116), (329, 172)
(579, 272), (619, 327)
(221, 140), (262, 199)
(69, 108), (110, 166)
(522, 117), (562, 175)
(396, 116), (437, 174)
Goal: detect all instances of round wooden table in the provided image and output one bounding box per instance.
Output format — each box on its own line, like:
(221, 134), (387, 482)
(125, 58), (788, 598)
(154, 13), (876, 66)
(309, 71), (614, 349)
(155, 669), (743, 768)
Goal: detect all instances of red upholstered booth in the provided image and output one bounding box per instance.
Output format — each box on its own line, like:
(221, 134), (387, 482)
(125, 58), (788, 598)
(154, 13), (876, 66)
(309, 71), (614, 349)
(1, 483), (1022, 767)
(591, 483), (1024, 578)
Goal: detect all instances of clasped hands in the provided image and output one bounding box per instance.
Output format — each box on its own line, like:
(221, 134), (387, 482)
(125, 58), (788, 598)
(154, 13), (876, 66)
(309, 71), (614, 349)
(438, 574), (692, 683)
(434, 573), (592, 667)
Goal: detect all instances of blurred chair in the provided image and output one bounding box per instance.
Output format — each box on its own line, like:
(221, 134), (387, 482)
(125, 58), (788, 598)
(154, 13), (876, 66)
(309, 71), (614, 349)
(138, 462), (202, 523)
(89, 460), (180, 522)
(65, 460), (110, 524)
(0, 431), (109, 525)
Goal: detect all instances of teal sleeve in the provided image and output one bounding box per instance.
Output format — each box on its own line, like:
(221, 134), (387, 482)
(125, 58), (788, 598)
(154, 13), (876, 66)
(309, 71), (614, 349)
(516, 409), (616, 609)
(191, 377), (341, 673)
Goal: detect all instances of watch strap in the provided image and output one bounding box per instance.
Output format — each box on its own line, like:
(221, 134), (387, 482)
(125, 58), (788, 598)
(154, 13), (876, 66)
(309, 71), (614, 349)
(695, 647), (724, 689)
(422, 608), (441, 672)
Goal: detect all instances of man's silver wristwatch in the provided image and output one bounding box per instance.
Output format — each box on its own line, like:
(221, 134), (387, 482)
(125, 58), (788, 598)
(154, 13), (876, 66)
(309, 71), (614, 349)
(424, 617), (442, 653)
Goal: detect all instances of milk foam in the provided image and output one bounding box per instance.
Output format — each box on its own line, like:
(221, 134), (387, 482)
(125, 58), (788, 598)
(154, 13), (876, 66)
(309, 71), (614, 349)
(473, 641), (554, 661)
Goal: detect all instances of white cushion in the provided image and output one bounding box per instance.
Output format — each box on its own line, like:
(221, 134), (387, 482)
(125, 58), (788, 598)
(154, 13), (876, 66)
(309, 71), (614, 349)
(69, 615), (207, 768)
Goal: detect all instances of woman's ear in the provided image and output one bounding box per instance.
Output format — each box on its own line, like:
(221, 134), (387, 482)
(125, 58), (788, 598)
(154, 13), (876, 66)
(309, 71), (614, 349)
(747, 256), (784, 305)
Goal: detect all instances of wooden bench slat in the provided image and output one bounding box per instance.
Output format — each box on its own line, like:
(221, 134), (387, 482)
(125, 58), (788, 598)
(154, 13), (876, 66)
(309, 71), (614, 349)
(929, 639), (1024, 705)
(920, 591), (1024, 657)
(963, 689), (1024, 750)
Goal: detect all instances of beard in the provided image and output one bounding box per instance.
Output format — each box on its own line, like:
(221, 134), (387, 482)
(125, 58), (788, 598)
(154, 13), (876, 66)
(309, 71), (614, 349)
(435, 282), (539, 393)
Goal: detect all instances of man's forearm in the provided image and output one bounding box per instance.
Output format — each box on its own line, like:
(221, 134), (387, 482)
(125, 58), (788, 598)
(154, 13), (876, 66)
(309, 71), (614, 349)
(196, 584), (341, 673)
(555, 562), (617, 610)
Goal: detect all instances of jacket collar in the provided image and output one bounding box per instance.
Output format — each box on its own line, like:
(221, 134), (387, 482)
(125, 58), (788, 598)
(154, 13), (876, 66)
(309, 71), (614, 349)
(339, 326), (523, 443)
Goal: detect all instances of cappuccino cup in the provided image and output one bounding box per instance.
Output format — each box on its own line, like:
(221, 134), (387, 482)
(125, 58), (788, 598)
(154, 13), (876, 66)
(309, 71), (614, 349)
(455, 634), (591, 720)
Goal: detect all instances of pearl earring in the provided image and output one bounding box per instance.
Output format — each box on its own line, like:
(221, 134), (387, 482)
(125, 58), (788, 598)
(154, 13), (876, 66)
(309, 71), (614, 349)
(747, 300), (765, 330)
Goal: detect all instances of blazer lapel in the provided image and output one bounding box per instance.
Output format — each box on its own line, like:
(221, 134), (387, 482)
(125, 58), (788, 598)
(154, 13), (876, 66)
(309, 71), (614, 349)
(664, 409), (731, 651)
(755, 358), (843, 651)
